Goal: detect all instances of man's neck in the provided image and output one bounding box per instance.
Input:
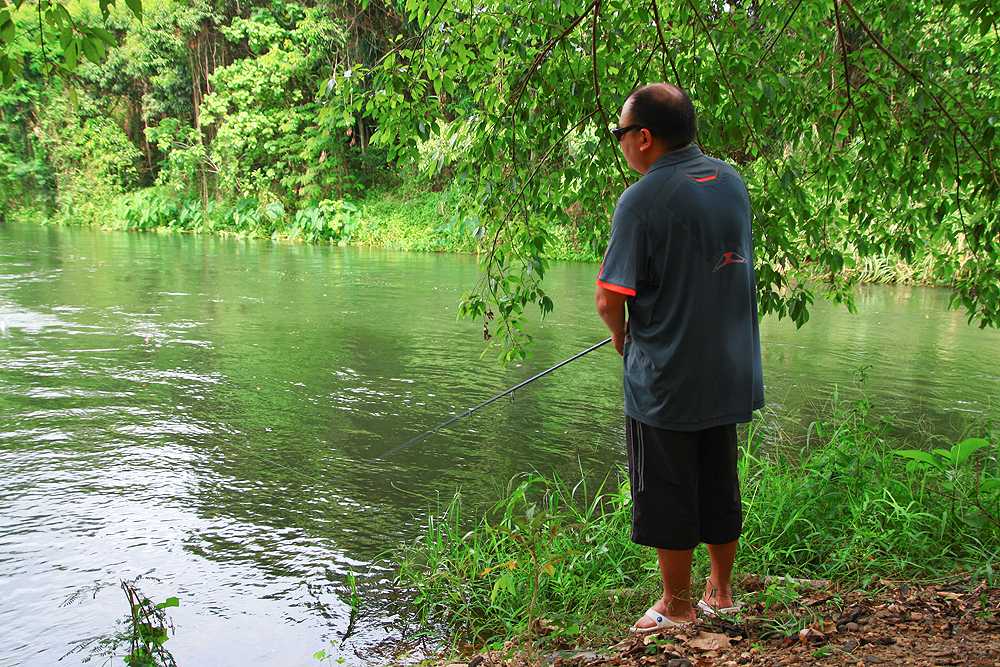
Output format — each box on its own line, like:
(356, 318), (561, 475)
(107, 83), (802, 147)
(639, 143), (692, 174)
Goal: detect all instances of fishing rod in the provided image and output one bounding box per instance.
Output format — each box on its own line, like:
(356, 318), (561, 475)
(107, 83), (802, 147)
(378, 337), (613, 460)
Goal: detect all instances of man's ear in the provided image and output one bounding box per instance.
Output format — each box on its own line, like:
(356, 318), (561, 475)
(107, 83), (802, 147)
(639, 128), (654, 151)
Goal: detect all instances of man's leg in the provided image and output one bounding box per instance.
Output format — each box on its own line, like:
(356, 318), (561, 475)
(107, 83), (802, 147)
(627, 419), (701, 629)
(632, 547), (696, 629)
(698, 424), (742, 610)
(704, 539), (738, 608)
(661, 547), (696, 620)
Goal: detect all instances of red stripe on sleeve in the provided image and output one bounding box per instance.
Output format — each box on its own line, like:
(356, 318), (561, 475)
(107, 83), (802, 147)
(596, 279), (637, 296)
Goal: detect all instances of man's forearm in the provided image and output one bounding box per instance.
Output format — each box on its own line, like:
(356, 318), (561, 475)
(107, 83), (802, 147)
(597, 301), (626, 337)
(595, 286), (629, 355)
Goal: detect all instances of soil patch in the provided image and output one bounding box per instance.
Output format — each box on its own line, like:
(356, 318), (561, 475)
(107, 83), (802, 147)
(424, 580), (999, 667)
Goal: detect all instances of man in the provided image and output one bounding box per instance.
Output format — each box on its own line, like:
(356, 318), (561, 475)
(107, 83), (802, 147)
(595, 83), (764, 631)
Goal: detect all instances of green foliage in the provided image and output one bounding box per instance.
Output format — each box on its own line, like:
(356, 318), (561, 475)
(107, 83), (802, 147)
(38, 90), (141, 223)
(352, 184), (481, 253)
(397, 397), (998, 646)
(285, 198), (358, 244)
(0, 0), (141, 85)
(198, 1), (354, 203)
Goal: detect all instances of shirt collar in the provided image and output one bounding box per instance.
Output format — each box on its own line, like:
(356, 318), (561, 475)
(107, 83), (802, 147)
(646, 143), (703, 174)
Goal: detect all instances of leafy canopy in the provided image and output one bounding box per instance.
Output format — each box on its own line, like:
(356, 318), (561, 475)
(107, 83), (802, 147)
(332, 0), (999, 360)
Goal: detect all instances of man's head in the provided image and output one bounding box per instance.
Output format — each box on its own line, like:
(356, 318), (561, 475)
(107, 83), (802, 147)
(615, 83), (697, 174)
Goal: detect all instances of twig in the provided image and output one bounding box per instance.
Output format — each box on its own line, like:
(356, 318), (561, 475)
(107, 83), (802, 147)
(37, 1), (48, 69)
(829, 0), (852, 153)
(954, 128), (975, 251)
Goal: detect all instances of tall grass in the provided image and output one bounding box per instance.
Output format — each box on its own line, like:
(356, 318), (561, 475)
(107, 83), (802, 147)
(396, 397), (998, 645)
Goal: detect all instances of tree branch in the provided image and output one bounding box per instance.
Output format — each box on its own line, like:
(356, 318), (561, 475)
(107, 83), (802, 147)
(840, 0), (997, 184)
(591, 0), (629, 188)
(754, 0), (806, 69)
(650, 0), (683, 89)
(684, 0), (776, 175)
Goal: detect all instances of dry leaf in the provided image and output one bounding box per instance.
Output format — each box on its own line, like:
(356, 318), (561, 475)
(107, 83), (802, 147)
(686, 631), (733, 651)
(798, 627), (825, 642)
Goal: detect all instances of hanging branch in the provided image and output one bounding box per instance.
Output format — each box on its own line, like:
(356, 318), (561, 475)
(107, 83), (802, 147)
(650, 0), (683, 89)
(591, 0), (629, 188)
(37, 1), (48, 70)
(478, 24), (660, 355)
(504, 1), (598, 121)
(953, 127), (978, 253)
(840, 0), (997, 184)
(684, 0), (776, 175)
(828, 0), (864, 156)
(753, 0), (806, 68)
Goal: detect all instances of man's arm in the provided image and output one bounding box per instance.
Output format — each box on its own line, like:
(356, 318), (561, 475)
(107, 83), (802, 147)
(595, 285), (629, 356)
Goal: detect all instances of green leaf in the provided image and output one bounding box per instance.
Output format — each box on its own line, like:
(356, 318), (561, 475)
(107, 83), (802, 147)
(81, 37), (101, 64)
(952, 438), (989, 465)
(63, 40), (79, 70)
(124, 0), (142, 20)
(892, 449), (939, 469)
(91, 27), (116, 45)
(0, 13), (14, 44)
(154, 596), (179, 609)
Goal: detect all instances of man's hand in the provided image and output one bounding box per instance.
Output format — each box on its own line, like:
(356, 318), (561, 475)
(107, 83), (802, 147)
(595, 285), (629, 357)
(612, 329), (627, 356)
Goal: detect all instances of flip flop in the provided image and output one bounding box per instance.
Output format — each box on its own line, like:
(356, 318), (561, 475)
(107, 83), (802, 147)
(696, 598), (741, 616)
(628, 607), (692, 635)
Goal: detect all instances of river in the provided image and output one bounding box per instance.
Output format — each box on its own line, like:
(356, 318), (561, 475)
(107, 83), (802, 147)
(1, 221), (997, 666)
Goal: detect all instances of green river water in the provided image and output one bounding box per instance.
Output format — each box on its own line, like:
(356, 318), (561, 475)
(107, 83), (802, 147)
(1, 221), (997, 666)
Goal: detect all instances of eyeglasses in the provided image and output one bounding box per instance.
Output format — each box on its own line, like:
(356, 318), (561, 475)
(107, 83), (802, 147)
(610, 124), (642, 141)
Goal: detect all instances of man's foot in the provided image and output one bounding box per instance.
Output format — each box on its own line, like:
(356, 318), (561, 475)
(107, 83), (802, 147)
(699, 578), (739, 615)
(630, 597), (696, 633)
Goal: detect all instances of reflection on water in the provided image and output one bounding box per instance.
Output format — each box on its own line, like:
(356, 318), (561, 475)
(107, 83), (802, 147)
(0, 222), (997, 666)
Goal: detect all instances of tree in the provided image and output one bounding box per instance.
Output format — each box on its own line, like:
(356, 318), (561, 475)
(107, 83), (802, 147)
(333, 0), (999, 359)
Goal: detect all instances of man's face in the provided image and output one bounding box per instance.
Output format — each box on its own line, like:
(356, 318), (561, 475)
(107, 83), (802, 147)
(617, 100), (651, 174)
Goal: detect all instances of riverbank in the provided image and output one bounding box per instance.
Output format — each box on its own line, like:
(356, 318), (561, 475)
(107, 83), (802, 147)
(8, 183), (602, 263)
(9, 184), (942, 283)
(392, 396), (998, 665)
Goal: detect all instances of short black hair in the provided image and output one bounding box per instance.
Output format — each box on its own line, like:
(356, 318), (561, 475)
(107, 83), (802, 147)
(626, 84), (697, 149)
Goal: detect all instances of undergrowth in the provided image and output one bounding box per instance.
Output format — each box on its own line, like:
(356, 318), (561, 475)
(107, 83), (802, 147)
(396, 395), (999, 647)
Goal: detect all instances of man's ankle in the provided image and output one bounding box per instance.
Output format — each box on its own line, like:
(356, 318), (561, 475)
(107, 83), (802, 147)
(705, 579), (733, 605)
(666, 598), (693, 618)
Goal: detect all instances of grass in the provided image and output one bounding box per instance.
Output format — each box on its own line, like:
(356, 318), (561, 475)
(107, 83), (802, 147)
(395, 394), (999, 649)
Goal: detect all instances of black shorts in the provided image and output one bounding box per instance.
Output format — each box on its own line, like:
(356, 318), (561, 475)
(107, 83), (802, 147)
(626, 417), (742, 550)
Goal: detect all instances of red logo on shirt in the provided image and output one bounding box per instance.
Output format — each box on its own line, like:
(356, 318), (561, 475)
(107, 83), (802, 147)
(713, 251), (748, 272)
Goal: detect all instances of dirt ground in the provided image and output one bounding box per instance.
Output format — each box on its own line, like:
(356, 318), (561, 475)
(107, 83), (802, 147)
(429, 579), (999, 667)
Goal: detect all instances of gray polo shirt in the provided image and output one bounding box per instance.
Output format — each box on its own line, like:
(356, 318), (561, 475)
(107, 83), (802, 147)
(597, 144), (764, 431)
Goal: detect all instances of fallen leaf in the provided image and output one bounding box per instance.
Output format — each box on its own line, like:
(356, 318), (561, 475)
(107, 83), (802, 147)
(685, 631), (732, 651)
(798, 627), (825, 642)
